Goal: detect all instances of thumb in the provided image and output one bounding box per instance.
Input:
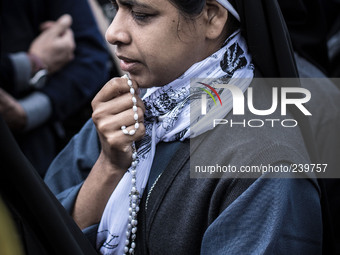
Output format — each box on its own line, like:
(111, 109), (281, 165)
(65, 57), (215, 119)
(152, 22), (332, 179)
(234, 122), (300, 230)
(50, 14), (73, 36)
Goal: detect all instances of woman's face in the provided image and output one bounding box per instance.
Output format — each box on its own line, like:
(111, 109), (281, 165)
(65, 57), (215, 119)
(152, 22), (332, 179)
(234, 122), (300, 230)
(106, 0), (215, 88)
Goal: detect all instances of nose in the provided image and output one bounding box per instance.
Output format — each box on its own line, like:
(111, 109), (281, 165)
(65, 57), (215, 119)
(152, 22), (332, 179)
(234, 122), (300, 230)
(105, 11), (131, 46)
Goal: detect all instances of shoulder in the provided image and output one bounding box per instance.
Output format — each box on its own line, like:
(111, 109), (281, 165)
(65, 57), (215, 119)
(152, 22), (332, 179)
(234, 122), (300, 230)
(201, 177), (322, 254)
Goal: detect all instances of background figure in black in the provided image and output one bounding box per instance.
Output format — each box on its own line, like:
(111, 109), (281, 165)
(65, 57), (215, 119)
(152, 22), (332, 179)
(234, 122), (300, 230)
(278, 1), (340, 253)
(323, 0), (340, 77)
(278, 0), (330, 75)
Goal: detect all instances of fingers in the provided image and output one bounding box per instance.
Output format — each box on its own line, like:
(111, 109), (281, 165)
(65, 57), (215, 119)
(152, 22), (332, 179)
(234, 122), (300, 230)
(49, 14), (73, 36)
(57, 14), (73, 26)
(92, 77), (145, 141)
(92, 77), (145, 136)
(92, 77), (141, 105)
(93, 93), (144, 118)
(58, 28), (76, 57)
(39, 14), (73, 36)
(39, 21), (55, 31)
(92, 87), (145, 131)
(114, 122), (145, 144)
(93, 105), (145, 158)
(94, 106), (145, 131)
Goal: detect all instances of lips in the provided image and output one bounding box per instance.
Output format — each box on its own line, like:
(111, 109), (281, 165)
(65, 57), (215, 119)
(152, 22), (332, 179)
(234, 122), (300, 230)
(116, 55), (141, 73)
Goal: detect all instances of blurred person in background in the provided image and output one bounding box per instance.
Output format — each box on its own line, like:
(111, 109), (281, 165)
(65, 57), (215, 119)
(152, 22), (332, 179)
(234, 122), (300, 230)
(279, 1), (340, 253)
(0, 0), (111, 177)
(322, 0), (340, 77)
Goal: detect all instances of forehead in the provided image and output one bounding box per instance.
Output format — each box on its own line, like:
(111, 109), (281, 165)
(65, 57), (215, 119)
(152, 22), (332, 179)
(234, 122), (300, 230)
(116, 0), (169, 8)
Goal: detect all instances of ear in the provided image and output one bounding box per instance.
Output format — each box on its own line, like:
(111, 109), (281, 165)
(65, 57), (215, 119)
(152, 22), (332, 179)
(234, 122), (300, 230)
(203, 0), (229, 40)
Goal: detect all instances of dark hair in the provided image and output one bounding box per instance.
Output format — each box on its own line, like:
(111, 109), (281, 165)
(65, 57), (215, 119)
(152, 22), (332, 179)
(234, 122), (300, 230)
(169, 0), (239, 38)
(168, 0), (206, 16)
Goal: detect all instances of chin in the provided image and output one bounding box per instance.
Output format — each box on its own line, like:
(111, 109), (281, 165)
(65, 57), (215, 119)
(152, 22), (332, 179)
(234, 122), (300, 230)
(129, 75), (150, 88)
(129, 67), (179, 88)
(129, 74), (164, 89)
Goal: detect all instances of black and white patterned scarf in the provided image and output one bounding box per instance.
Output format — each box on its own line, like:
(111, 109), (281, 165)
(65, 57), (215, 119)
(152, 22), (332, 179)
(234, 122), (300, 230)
(97, 30), (254, 254)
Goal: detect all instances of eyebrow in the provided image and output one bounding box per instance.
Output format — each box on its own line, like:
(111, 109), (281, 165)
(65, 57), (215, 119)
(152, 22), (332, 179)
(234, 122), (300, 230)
(117, 0), (154, 9)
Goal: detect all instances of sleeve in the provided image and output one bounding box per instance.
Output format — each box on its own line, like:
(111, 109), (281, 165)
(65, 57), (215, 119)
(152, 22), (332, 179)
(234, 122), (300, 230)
(7, 52), (31, 92)
(201, 176), (322, 254)
(44, 119), (101, 208)
(41, 0), (111, 121)
(1, 53), (53, 131)
(19, 92), (52, 131)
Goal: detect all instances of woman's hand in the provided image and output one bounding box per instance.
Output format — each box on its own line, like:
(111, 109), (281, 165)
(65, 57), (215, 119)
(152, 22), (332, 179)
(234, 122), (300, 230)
(91, 76), (146, 172)
(73, 76), (145, 229)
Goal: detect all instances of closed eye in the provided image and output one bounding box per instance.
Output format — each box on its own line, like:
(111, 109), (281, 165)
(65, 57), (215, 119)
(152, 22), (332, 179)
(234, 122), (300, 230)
(131, 11), (153, 22)
(112, 0), (158, 24)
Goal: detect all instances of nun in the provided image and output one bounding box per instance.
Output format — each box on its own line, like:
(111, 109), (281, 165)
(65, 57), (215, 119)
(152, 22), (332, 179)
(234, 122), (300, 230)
(45, 0), (323, 254)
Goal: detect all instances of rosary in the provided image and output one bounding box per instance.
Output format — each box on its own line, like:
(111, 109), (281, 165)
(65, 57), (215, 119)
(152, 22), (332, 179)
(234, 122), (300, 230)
(121, 74), (140, 255)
